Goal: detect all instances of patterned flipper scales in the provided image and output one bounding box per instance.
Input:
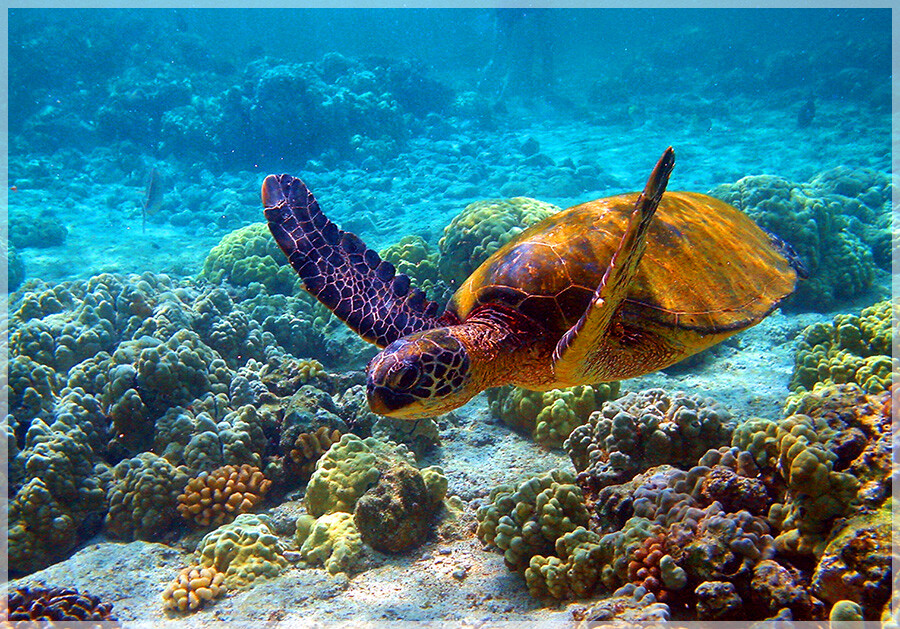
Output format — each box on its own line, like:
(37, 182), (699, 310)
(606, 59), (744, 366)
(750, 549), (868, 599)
(263, 174), (443, 348)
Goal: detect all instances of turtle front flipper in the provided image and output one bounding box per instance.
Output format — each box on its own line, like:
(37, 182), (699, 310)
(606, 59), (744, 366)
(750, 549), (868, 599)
(263, 174), (443, 348)
(552, 147), (675, 383)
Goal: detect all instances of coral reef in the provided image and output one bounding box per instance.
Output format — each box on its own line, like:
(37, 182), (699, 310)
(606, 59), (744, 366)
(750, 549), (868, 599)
(565, 388), (734, 493)
(196, 513), (288, 588)
(104, 452), (189, 541)
(299, 434), (447, 570)
(476, 469), (589, 573)
(289, 426), (343, 479)
(710, 169), (890, 310)
(7, 585), (117, 622)
(9, 207), (69, 249)
(437, 197), (560, 287)
(789, 300), (896, 395)
(7, 241), (25, 291)
(379, 234), (449, 305)
(177, 464), (272, 528)
(487, 383), (620, 449)
(162, 565), (227, 613)
(295, 511), (364, 575)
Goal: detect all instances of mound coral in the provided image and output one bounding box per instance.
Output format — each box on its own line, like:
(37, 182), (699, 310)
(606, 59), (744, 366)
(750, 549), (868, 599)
(162, 565), (228, 613)
(476, 469), (589, 574)
(379, 234), (449, 305)
(790, 300), (896, 395)
(7, 585), (117, 622)
(437, 197), (560, 287)
(566, 388), (734, 493)
(295, 511), (364, 575)
(201, 223), (302, 296)
(196, 513), (288, 588)
(104, 452), (190, 541)
(488, 383), (620, 448)
(177, 464), (272, 528)
(709, 169), (889, 310)
(299, 434), (447, 570)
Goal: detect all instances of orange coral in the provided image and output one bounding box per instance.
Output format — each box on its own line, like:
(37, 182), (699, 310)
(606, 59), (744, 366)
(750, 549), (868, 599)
(177, 464), (271, 527)
(289, 427), (342, 478)
(162, 565), (227, 612)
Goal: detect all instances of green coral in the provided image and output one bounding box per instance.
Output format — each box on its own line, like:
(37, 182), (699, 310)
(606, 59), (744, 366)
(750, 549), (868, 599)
(437, 197), (560, 287)
(525, 526), (606, 600)
(789, 300), (896, 395)
(197, 513), (288, 587)
(379, 235), (448, 303)
(104, 452), (189, 541)
(488, 383), (621, 449)
(710, 171), (887, 310)
(201, 223), (300, 296)
(475, 469), (589, 573)
(8, 418), (106, 574)
(295, 512), (363, 575)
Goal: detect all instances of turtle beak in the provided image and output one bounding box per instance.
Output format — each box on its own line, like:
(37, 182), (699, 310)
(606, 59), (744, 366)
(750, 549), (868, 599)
(366, 380), (416, 417)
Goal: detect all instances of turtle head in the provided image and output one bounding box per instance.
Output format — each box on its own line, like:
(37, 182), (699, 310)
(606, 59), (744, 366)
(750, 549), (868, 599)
(366, 327), (473, 419)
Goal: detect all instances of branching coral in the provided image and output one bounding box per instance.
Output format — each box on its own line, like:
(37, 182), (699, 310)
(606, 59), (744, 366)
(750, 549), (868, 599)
(7, 585), (117, 622)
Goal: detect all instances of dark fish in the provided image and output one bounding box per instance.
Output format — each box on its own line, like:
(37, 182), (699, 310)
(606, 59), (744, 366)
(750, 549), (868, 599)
(797, 97), (815, 128)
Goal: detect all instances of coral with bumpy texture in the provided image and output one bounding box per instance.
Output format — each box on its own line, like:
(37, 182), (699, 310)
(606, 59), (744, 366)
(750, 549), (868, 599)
(8, 419), (106, 574)
(488, 382), (620, 449)
(7, 585), (117, 622)
(295, 511), (364, 575)
(162, 565), (227, 612)
(202, 223), (302, 296)
(104, 452), (189, 541)
(303, 434), (416, 517)
(475, 469), (589, 573)
(437, 197), (560, 287)
(354, 464), (446, 553)
(789, 300), (896, 395)
(289, 427), (343, 479)
(177, 464), (272, 527)
(811, 500), (891, 619)
(197, 513), (288, 587)
(566, 388), (734, 492)
(710, 171), (885, 309)
(525, 526), (606, 600)
(380, 234), (449, 304)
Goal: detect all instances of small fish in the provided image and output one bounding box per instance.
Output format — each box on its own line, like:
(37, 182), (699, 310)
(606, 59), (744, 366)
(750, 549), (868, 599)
(142, 167), (165, 233)
(797, 97), (815, 128)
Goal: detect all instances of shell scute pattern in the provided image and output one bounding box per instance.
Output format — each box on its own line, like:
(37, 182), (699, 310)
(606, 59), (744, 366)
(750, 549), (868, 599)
(450, 191), (797, 343)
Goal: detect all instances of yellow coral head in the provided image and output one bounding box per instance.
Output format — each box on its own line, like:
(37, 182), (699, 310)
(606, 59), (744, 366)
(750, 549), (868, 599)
(366, 327), (472, 419)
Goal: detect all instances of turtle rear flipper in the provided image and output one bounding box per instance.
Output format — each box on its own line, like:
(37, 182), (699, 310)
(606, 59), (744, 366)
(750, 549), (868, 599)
(263, 174), (442, 348)
(552, 147), (675, 383)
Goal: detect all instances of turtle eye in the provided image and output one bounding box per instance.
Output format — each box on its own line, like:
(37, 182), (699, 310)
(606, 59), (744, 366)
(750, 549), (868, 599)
(391, 364), (420, 390)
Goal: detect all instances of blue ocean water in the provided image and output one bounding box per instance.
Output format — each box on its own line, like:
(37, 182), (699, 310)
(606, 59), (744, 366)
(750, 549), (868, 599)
(5, 7), (894, 625)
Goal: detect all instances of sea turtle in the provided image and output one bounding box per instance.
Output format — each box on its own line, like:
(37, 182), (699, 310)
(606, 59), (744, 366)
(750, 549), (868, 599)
(263, 148), (804, 419)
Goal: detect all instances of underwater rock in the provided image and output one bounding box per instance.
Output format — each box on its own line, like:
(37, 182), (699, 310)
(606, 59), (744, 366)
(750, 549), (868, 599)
(695, 580), (744, 620)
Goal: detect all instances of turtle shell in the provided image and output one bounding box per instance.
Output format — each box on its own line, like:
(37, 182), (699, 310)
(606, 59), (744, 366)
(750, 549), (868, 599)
(446, 191), (798, 341)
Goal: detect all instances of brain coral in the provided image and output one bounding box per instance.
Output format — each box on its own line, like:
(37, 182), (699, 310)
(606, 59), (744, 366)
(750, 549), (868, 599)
(177, 464), (272, 527)
(437, 197), (560, 287)
(487, 382), (621, 448)
(709, 170), (888, 310)
(789, 300), (896, 395)
(565, 388), (734, 493)
(196, 513), (288, 588)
